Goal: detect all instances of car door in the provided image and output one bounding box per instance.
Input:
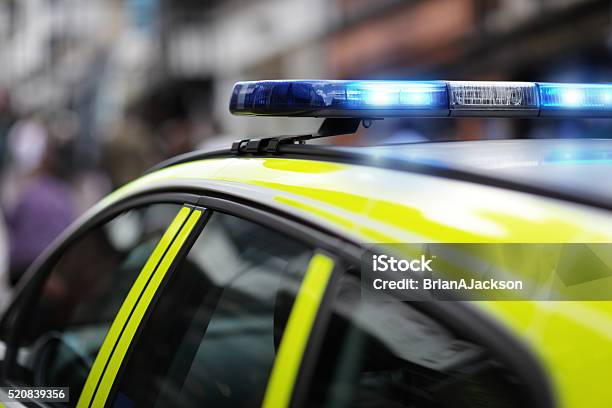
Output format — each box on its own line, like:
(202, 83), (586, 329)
(0, 197), (204, 407)
(93, 208), (338, 408)
(296, 269), (555, 408)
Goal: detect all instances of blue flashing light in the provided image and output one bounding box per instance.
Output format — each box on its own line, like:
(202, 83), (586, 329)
(230, 80), (449, 117)
(345, 81), (446, 108)
(539, 83), (612, 116)
(230, 80), (612, 118)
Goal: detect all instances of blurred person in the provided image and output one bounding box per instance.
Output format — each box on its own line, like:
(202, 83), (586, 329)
(0, 89), (16, 169)
(195, 117), (236, 151)
(0, 90), (16, 307)
(48, 109), (112, 213)
(1, 113), (49, 210)
(4, 114), (77, 286)
(103, 109), (162, 188)
(160, 117), (195, 158)
(0, 211), (10, 311)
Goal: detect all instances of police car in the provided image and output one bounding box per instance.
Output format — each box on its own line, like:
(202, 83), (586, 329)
(1, 80), (612, 408)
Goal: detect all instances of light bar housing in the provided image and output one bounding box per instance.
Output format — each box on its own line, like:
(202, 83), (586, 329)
(230, 80), (612, 118)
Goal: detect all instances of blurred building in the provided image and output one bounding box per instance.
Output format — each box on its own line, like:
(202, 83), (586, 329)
(1, 0), (612, 149)
(326, 0), (612, 141)
(328, 0), (612, 79)
(0, 0), (157, 163)
(155, 0), (333, 141)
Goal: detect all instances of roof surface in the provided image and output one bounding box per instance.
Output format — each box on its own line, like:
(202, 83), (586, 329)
(153, 138), (612, 210)
(349, 138), (612, 204)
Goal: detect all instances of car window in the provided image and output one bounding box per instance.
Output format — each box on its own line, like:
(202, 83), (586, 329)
(8, 203), (182, 406)
(109, 211), (314, 408)
(303, 274), (537, 408)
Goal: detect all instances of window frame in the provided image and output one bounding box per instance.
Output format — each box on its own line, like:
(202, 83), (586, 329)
(0, 186), (556, 408)
(102, 210), (336, 408)
(178, 194), (555, 408)
(97, 192), (555, 408)
(0, 188), (358, 407)
(95, 197), (353, 408)
(83, 205), (210, 408)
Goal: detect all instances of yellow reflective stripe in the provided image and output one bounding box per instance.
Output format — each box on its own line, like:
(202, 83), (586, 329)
(262, 253), (335, 408)
(76, 206), (191, 408)
(91, 209), (202, 408)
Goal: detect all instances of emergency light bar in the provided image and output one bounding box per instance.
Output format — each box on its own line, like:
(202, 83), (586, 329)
(230, 80), (612, 118)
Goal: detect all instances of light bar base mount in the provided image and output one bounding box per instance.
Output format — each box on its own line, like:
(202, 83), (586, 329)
(230, 118), (365, 155)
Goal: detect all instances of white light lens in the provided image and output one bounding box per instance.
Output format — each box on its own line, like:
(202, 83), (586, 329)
(560, 89), (584, 106)
(448, 81), (539, 115)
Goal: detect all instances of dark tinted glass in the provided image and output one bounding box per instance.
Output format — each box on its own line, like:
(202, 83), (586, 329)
(10, 204), (180, 406)
(111, 212), (313, 408)
(305, 276), (534, 408)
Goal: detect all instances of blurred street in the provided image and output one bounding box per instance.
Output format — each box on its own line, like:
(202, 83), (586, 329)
(1, 0), (612, 298)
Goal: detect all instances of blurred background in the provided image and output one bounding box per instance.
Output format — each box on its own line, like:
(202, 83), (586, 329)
(1, 0), (612, 297)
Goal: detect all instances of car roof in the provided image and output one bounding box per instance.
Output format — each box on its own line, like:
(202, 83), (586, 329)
(341, 138), (612, 204)
(153, 138), (612, 211)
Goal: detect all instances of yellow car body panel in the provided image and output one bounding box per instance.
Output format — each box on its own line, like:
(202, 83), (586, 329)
(94, 156), (612, 408)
